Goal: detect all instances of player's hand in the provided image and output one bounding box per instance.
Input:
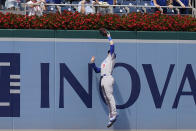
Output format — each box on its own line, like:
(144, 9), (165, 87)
(106, 31), (111, 37)
(91, 56), (95, 63)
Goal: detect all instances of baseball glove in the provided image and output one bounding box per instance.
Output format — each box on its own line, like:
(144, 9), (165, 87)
(99, 28), (108, 36)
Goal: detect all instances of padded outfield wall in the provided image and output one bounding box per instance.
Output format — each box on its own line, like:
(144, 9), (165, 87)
(0, 30), (196, 131)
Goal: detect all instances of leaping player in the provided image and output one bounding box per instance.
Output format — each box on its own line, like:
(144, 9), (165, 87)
(90, 28), (118, 128)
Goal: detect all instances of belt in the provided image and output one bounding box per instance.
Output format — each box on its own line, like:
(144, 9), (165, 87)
(101, 74), (111, 77)
(100, 74), (111, 81)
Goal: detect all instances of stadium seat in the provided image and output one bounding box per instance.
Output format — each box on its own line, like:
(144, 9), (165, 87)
(138, 0), (152, 13)
(113, 6), (127, 14)
(47, 4), (57, 13)
(122, 0), (138, 13)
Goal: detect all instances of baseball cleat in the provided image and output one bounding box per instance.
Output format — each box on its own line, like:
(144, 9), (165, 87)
(107, 114), (119, 128)
(107, 119), (116, 128)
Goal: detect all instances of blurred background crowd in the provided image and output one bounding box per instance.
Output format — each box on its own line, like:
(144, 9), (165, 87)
(0, 0), (195, 16)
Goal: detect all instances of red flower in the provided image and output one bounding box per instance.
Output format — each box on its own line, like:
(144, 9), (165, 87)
(0, 11), (194, 31)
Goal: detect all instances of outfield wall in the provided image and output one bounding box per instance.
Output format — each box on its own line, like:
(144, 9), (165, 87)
(0, 30), (196, 131)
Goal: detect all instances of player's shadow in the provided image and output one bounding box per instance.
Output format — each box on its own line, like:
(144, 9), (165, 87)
(96, 77), (131, 129)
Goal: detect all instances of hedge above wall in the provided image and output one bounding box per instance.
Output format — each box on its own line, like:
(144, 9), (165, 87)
(0, 29), (196, 40)
(1, 11), (196, 31)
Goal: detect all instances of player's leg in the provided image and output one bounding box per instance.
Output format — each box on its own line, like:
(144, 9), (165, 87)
(101, 77), (112, 118)
(103, 76), (117, 120)
(103, 76), (118, 128)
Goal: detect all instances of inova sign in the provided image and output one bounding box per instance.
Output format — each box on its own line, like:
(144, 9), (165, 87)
(40, 63), (196, 109)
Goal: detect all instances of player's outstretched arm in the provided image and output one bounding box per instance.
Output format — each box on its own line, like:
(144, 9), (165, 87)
(90, 56), (101, 73)
(107, 31), (114, 45)
(107, 31), (114, 55)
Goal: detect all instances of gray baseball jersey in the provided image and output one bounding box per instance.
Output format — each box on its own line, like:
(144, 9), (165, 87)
(101, 53), (116, 76)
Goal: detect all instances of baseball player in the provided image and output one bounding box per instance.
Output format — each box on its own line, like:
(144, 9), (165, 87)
(90, 29), (118, 128)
